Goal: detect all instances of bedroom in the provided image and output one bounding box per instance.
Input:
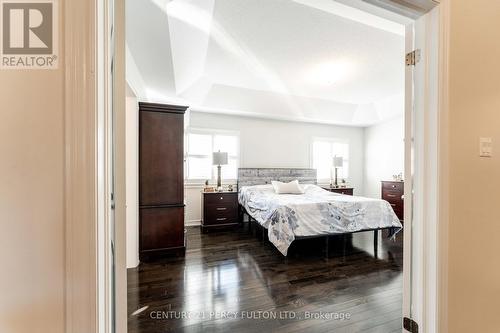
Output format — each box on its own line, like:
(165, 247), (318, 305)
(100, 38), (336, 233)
(9, 0), (500, 332)
(126, 0), (407, 332)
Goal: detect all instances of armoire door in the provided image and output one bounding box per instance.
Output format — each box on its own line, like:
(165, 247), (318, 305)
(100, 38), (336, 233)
(139, 110), (184, 206)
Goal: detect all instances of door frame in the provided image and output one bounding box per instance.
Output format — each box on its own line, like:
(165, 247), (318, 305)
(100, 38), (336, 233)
(63, 1), (450, 333)
(63, 0), (126, 332)
(64, 1), (100, 332)
(402, 2), (450, 332)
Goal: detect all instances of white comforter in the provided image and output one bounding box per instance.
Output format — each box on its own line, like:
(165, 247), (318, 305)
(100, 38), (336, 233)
(239, 184), (402, 255)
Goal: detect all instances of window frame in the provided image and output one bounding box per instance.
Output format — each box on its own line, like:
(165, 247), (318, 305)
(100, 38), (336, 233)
(310, 137), (350, 184)
(185, 127), (241, 184)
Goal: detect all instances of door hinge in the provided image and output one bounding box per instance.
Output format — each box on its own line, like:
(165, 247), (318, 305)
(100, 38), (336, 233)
(405, 49), (421, 66)
(403, 317), (419, 333)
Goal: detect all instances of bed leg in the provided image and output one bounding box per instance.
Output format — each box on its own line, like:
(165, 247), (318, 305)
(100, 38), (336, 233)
(238, 205), (243, 224)
(374, 230), (379, 258)
(325, 236), (329, 259)
(342, 235), (347, 259)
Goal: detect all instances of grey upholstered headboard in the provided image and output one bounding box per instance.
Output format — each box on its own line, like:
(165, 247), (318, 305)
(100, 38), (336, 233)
(237, 168), (317, 188)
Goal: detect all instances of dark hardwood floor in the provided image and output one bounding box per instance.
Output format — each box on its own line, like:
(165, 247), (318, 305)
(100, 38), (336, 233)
(128, 224), (403, 333)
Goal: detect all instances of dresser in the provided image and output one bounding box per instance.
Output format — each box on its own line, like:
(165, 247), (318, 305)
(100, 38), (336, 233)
(381, 181), (404, 221)
(201, 191), (239, 232)
(139, 102), (188, 261)
(322, 187), (354, 196)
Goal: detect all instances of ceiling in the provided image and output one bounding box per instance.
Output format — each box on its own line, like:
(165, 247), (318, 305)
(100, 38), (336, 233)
(126, 0), (407, 126)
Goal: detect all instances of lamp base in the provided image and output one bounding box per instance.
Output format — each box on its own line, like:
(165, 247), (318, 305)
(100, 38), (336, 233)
(334, 167), (339, 188)
(217, 165), (222, 191)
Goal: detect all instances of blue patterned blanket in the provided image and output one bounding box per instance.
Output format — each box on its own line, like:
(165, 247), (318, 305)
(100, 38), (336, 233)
(239, 184), (402, 255)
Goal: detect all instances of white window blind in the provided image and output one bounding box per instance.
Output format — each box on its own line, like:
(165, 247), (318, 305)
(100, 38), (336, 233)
(185, 129), (239, 182)
(312, 139), (349, 182)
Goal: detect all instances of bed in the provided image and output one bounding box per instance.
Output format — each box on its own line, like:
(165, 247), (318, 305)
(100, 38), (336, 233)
(237, 168), (403, 256)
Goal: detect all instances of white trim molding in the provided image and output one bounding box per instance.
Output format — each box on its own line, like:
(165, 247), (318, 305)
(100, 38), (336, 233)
(437, 1), (450, 332)
(64, 0), (99, 332)
(186, 220), (202, 227)
(65, 0), (124, 331)
(403, 3), (450, 333)
(113, 0), (128, 331)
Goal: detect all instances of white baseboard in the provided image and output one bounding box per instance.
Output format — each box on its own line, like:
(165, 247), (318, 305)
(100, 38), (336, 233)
(186, 219), (201, 227)
(126, 258), (139, 269)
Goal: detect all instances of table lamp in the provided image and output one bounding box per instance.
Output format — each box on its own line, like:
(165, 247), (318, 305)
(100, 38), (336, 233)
(212, 151), (228, 191)
(333, 156), (343, 188)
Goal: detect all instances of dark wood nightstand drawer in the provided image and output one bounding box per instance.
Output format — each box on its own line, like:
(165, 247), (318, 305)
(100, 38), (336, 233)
(322, 187), (354, 196)
(382, 190), (403, 203)
(203, 192), (238, 206)
(203, 216), (239, 226)
(382, 181), (404, 192)
(205, 203), (237, 212)
(204, 204), (237, 221)
(331, 188), (353, 196)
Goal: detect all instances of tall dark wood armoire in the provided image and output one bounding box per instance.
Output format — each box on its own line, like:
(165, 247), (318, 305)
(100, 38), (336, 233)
(139, 102), (188, 261)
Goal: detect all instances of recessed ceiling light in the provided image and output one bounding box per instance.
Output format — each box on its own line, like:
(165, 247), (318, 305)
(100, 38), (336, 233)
(305, 61), (354, 85)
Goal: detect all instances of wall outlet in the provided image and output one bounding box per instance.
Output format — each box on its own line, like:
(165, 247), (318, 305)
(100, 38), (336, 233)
(479, 137), (493, 157)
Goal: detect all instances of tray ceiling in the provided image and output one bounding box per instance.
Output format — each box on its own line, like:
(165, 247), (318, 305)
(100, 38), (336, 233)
(126, 0), (407, 126)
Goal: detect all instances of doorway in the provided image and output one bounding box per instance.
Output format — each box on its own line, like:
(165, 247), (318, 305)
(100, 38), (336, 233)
(104, 1), (444, 332)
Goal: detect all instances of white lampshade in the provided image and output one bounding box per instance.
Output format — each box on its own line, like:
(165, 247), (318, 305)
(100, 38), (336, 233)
(333, 156), (343, 168)
(212, 151), (228, 165)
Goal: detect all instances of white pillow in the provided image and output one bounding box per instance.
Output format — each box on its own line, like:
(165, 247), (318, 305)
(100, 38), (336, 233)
(271, 180), (304, 194)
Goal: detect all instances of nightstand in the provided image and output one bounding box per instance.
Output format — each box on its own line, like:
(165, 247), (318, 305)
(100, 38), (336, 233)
(381, 181), (404, 221)
(201, 191), (239, 232)
(322, 187), (354, 196)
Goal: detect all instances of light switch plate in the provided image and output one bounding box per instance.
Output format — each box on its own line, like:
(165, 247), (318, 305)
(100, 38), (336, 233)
(480, 137), (493, 157)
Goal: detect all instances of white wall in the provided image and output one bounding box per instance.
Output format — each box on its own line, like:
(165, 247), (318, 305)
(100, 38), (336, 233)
(363, 115), (404, 198)
(185, 111), (365, 225)
(126, 84), (139, 268)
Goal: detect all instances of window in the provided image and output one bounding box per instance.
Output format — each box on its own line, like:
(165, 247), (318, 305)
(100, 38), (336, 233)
(312, 139), (349, 182)
(185, 129), (239, 182)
